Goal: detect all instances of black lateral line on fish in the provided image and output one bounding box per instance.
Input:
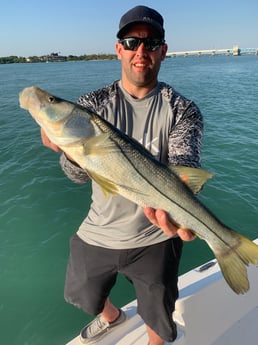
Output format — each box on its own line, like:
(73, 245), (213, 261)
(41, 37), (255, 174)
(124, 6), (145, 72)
(92, 113), (247, 262)
(118, 142), (247, 258)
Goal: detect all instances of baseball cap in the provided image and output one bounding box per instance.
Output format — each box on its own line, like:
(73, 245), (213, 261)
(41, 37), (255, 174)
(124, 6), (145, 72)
(117, 6), (165, 39)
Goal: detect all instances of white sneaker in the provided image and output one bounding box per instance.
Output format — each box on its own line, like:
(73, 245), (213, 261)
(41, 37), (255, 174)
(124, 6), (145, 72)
(80, 309), (127, 344)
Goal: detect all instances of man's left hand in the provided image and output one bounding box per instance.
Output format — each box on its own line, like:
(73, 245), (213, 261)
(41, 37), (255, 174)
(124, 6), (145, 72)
(143, 207), (196, 241)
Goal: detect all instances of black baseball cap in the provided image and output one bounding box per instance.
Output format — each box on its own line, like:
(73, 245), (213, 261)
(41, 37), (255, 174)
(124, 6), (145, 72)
(117, 6), (165, 39)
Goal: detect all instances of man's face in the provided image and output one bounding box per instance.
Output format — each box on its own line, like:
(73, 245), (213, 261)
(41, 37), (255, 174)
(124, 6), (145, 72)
(116, 23), (168, 93)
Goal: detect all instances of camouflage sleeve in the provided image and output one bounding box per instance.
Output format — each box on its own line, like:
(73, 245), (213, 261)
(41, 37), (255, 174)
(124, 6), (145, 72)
(58, 89), (102, 184)
(59, 153), (90, 184)
(168, 101), (203, 168)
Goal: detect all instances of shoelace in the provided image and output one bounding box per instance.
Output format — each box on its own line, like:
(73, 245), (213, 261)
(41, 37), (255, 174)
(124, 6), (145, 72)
(86, 316), (109, 338)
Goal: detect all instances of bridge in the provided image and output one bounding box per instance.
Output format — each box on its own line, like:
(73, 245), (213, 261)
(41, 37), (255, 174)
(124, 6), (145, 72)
(166, 46), (258, 58)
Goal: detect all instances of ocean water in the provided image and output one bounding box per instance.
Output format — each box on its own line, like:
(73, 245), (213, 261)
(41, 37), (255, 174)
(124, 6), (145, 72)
(1, 55), (258, 345)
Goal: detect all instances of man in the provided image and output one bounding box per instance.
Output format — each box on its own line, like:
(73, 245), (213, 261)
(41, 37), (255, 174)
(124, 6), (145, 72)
(41, 5), (202, 345)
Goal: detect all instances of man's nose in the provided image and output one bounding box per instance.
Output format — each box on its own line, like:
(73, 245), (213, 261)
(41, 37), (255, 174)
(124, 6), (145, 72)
(136, 42), (147, 55)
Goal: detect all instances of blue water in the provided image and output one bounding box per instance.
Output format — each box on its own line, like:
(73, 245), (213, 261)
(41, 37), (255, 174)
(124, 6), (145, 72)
(1, 55), (258, 345)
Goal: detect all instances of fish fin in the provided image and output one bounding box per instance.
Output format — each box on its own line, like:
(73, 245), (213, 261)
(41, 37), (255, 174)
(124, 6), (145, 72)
(171, 166), (213, 194)
(213, 234), (258, 294)
(87, 170), (148, 198)
(83, 134), (118, 156)
(87, 170), (118, 198)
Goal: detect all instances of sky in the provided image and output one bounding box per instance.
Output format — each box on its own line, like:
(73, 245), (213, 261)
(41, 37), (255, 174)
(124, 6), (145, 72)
(1, 0), (258, 57)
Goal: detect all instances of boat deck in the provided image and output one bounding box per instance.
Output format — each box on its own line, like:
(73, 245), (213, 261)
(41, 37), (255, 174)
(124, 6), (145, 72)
(67, 239), (258, 345)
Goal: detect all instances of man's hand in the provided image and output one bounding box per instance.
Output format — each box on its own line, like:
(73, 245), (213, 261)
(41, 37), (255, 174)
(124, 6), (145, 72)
(143, 207), (196, 241)
(40, 128), (62, 152)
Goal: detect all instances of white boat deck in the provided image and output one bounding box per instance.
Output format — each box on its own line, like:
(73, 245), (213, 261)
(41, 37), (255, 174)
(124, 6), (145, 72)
(67, 239), (258, 345)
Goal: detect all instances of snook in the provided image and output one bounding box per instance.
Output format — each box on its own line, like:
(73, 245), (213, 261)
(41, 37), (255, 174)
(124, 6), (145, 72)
(19, 86), (258, 294)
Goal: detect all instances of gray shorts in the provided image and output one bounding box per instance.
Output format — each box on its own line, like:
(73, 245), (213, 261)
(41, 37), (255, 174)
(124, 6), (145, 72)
(64, 234), (183, 342)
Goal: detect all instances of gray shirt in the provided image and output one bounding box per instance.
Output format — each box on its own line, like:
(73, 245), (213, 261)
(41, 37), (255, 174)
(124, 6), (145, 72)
(60, 81), (203, 249)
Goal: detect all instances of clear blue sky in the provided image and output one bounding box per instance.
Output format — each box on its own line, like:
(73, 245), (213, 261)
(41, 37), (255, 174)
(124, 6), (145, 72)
(1, 0), (257, 57)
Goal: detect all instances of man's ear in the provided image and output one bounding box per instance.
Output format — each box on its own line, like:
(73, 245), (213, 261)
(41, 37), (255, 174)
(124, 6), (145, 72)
(161, 43), (168, 61)
(116, 42), (122, 60)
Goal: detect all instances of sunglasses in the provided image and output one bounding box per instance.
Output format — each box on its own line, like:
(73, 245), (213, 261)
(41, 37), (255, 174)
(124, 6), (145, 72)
(118, 37), (165, 52)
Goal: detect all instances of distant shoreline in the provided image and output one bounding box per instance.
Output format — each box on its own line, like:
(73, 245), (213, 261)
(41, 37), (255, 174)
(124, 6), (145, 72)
(1, 49), (257, 65)
(0, 53), (117, 64)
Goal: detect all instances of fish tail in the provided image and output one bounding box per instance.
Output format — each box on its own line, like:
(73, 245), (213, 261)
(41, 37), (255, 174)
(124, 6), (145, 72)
(214, 234), (258, 294)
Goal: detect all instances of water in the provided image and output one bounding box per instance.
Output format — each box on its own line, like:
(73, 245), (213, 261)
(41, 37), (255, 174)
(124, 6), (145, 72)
(1, 55), (258, 345)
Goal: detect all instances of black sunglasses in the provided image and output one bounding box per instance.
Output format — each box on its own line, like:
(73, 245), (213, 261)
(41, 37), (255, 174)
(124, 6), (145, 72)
(118, 37), (165, 52)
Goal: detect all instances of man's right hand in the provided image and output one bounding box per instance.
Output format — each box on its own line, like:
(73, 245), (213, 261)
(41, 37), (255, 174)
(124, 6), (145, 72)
(143, 207), (196, 241)
(40, 128), (62, 152)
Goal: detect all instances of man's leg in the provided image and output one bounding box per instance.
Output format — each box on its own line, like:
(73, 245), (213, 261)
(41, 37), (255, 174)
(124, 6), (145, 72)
(102, 299), (166, 345)
(64, 234), (120, 314)
(146, 324), (165, 345)
(120, 238), (183, 343)
(101, 298), (120, 322)
(102, 299), (165, 345)
(64, 235), (127, 343)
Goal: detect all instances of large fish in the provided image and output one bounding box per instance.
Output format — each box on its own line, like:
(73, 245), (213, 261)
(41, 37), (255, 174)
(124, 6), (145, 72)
(19, 86), (258, 294)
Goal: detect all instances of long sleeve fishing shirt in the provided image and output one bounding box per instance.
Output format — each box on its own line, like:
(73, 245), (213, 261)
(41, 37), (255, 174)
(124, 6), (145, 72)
(60, 80), (203, 249)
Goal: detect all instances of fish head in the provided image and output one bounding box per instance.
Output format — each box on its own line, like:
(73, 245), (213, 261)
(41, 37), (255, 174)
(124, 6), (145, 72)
(19, 86), (73, 123)
(19, 86), (95, 147)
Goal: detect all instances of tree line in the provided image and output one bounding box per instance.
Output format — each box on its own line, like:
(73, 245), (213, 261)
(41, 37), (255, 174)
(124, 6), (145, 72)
(0, 54), (117, 64)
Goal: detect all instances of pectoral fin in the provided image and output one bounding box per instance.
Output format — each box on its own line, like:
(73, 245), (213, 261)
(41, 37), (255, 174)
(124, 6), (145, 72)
(83, 134), (118, 156)
(86, 170), (118, 198)
(171, 166), (213, 194)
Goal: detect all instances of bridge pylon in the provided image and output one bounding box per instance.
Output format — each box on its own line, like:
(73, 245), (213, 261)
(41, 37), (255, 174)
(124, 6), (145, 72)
(233, 45), (241, 56)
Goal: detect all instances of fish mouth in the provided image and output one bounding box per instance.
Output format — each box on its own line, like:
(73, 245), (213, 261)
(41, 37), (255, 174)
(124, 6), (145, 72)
(19, 88), (28, 109)
(19, 86), (36, 111)
(19, 86), (44, 121)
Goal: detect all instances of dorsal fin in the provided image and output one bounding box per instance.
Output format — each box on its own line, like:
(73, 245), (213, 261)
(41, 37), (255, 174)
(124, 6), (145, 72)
(171, 166), (213, 194)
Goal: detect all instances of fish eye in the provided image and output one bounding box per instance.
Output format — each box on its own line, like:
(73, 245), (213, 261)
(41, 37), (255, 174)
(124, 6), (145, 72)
(48, 96), (55, 103)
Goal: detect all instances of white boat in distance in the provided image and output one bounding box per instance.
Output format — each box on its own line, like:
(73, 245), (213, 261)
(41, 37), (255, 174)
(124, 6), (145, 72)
(67, 239), (258, 345)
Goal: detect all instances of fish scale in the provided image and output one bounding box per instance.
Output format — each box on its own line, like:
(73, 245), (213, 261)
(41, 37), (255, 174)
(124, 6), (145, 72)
(19, 85), (258, 295)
